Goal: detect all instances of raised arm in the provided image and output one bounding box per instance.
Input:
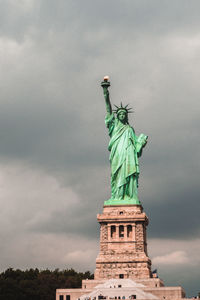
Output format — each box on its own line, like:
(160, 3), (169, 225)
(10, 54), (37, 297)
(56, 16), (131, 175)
(101, 76), (112, 115)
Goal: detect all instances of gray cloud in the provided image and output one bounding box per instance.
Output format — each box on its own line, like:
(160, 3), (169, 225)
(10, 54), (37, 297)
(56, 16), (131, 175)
(0, 0), (199, 297)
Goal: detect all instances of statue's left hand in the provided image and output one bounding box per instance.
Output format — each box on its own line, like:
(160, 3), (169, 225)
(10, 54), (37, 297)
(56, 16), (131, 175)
(142, 136), (148, 147)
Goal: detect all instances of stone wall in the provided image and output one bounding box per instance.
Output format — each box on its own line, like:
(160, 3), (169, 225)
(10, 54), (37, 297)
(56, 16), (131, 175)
(95, 205), (152, 280)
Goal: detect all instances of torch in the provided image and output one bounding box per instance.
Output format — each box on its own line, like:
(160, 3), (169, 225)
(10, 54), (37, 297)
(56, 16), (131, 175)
(101, 75), (110, 88)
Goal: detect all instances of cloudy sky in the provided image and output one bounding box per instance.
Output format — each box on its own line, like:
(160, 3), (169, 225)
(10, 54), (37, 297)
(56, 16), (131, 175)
(0, 0), (200, 297)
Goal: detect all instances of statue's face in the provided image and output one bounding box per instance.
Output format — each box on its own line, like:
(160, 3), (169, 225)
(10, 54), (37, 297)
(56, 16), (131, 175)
(117, 110), (127, 123)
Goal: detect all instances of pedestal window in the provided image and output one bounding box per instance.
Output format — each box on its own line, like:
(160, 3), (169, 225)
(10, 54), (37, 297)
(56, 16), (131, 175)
(111, 225), (116, 238)
(127, 225), (132, 238)
(119, 225), (124, 238)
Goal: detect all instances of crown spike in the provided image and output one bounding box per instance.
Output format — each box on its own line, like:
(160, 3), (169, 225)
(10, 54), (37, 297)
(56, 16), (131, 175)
(113, 102), (133, 115)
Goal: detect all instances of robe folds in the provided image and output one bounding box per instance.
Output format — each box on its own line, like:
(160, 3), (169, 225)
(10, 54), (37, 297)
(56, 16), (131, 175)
(105, 113), (147, 201)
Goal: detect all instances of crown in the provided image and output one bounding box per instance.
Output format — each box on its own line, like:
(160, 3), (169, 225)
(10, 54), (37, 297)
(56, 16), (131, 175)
(113, 102), (133, 114)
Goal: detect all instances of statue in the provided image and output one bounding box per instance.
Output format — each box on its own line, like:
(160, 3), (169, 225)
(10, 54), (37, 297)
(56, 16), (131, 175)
(101, 76), (148, 205)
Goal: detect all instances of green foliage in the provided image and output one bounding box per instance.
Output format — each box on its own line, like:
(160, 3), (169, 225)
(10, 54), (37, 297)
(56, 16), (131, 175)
(0, 268), (94, 300)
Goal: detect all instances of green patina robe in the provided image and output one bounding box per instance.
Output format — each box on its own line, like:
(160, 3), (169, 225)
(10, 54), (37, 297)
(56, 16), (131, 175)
(105, 113), (147, 204)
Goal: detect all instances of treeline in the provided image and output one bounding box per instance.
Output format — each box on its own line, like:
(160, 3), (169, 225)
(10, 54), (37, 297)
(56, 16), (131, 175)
(0, 268), (94, 300)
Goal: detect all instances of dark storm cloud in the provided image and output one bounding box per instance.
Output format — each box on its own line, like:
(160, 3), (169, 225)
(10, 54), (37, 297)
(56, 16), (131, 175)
(0, 0), (199, 169)
(146, 182), (200, 239)
(29, 200), (100, 239)
(0, 0), (200, 297)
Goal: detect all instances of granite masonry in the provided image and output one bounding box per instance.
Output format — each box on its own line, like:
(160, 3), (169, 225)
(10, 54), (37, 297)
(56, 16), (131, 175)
(56, 204), (189, 300)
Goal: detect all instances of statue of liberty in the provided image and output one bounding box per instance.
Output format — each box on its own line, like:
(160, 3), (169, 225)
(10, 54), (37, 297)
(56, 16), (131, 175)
(101, 76), (148, 205)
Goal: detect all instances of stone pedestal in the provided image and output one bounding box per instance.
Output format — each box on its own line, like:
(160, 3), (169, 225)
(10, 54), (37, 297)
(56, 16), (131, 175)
(95, 205), (152, 280)
(56, 205), (188, 300)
